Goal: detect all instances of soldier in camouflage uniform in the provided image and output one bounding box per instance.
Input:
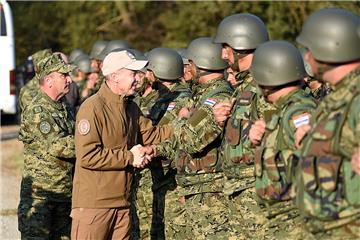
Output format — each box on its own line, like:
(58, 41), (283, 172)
(18, 49), (52, 112)
(293, 8), (360, 239)
(212, 14), (277, 237)
(152, 37), (233, 239)
(132, 48), (193, 240)
(248, 41), (317, 239)
(18, 54), (76, 239)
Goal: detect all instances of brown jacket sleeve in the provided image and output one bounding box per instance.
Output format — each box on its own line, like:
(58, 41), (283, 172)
(139, 114), (174, 145)
(75, 105), (134, 171)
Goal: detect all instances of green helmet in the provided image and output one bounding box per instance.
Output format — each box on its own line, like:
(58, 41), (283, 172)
(98, 40), (132, 61)
(90, 40), (108, 60)
(186, 37), (227, 70)
(147, 48), (183, 80)
(69, 49), (86, 63)
(175, 48), (189, 64)
(250, 40), (306, 87)
(74, 55), (94, 74)
(297, 8), (360, 63)
(213, 13), (269, 50)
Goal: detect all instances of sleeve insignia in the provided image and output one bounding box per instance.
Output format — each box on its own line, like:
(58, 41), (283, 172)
(292, 113), (310, 128)
(78, 119), (90, 135)
(39, 121), (51, 134)
(34, 106), (43, 113)
(204, 98), (217, 107)
(167, 103), (176, 111)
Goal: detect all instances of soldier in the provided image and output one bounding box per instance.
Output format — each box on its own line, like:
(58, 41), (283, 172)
(151, 37), (233, 239)
(71, 50), (173, 239)
(18, 49), (52, 112)
(132, 47), (193, 239)
(212, 13), (276, 237)
(89, 40), (108, 73)
(69, 48), (86, 63)
(17, 54), (76, 239)
(293, 8), (360, 238)
(175, 48), (193, 85)
(248, 40), (317, 239)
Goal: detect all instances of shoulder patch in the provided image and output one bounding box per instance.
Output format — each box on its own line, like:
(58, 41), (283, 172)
(34, 106), (43, 114)
(39, 121), (51, 134)
(78, 119), (90, 135)
(204, 98), (217, 107)
(292, 113), (310, 128)
(167, 103), (176, 111)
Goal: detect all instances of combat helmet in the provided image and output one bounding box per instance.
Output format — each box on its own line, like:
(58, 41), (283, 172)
(297, 8), (360, 63)
(175, 48), (190, 64)
(147, 48), (183, 80)
(90, 40), (108, 60)
(186, 37), (227, 70)
(74, 55), (94, 74)
(69, 49), (86, 63)
(98, 40), (132, 61)
(214, 13), (269, 50)
(250, 40), (306, 87)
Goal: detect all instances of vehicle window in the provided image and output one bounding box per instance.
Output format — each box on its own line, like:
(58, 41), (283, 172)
(0, 4), (7, 36)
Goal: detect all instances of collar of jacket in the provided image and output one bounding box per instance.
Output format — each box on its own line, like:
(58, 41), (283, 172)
(273, 88), (302, 110)
(38, 88), (65, 110)
(98, 82), (128, 105)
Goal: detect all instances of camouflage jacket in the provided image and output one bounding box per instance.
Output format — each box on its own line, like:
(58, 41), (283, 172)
(253, 89), (316, 203)
(133, 88), (159, 118)
(151, 82), (193, 126)
(19, 76), (39, 112)
(294, 68), (360, 228)
(156, 77), (233, 174)
(18, 90), (75, 201)
(220, 71), (276, 182)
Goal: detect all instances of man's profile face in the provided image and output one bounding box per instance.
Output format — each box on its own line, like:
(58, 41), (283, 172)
(221, 45), (235, 66)
(49, 71), (72, 96)
(115, 68), (137, 96)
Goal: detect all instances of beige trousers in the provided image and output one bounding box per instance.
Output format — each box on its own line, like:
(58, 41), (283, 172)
(71, 207), (131, 240)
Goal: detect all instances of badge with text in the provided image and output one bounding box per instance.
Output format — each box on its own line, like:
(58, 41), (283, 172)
(78, 119), (90, 135)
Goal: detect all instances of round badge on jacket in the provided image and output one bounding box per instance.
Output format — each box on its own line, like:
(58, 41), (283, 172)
(78, 119), (90, 135)
(39, 121), (51, 134)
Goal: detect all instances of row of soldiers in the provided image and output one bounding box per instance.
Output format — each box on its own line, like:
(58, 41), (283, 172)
(17, 7), (359, 240)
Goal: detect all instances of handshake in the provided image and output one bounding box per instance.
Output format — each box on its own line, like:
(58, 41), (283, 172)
(130, 144), (157, 168)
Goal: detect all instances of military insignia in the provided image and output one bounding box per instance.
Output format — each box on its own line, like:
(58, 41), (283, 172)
(204, 98), (217, 107)
(39, 121), (51, 134)
(167, 103), (176, 111)
(78, 119), (90, 135)
(34, 106), (42, 113)
(292, 113), (310, 128)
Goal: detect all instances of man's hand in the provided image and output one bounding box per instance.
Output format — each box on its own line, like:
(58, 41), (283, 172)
(249, 119), (266, 146)
(130, 144), (146, 168)
(295, 124), (311, 149)
(178, 107), (190, 119)
(213, 99), (234, 127)
(140, 145), (156, 158)
(351, 147), (360, 175)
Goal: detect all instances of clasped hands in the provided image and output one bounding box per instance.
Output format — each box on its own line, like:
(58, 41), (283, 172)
(130, 144), (156, 168)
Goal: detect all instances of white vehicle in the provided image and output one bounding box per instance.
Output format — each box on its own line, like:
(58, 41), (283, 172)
(0, 0), (16, 115)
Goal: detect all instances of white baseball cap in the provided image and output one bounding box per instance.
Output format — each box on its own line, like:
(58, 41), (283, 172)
(101, 50), (148, 76)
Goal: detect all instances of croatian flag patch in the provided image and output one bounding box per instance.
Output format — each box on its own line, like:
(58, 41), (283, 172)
(204, 98), (217, 107)
(167, 103), (176, 111)
(292, 113), (310, 128)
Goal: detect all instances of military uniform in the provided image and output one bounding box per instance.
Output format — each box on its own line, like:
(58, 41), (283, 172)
(156, 77), (233, 239)
(18, 89), (75, 239)
(294, 68), (360, 238)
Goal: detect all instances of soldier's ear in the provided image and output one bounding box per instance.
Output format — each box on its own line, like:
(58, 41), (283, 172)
(44, 75), (53, 88)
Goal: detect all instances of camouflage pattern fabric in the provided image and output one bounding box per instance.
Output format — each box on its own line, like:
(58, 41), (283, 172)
(254, 89), (317, 202)
(133, 89), (159, 118)
(294, 68), (360, 237)
(155, 77), (233, 238)
(18, 89), (75, 239)
(18, 196), (71, 240)
(19, 75), (39, 112)
(132, 81), (193, 239)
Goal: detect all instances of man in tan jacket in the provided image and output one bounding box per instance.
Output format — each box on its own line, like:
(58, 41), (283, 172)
(71, 50), (173, 239)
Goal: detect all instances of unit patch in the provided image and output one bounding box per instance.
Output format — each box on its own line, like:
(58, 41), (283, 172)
(292, 113), (310, 128)
(78, 119), (90, 135)
(39, 121), (51, 134)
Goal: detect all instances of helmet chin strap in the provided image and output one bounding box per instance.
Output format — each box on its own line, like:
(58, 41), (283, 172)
(192, 66), (214, 85)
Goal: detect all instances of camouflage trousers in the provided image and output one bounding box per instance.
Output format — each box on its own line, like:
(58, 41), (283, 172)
(165, 172), (231, 240)
(17, 197), (71, 240)
(131, 167), (177, 240)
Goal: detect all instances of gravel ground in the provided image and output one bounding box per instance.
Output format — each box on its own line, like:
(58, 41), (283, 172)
(1, 121), (22, 240)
